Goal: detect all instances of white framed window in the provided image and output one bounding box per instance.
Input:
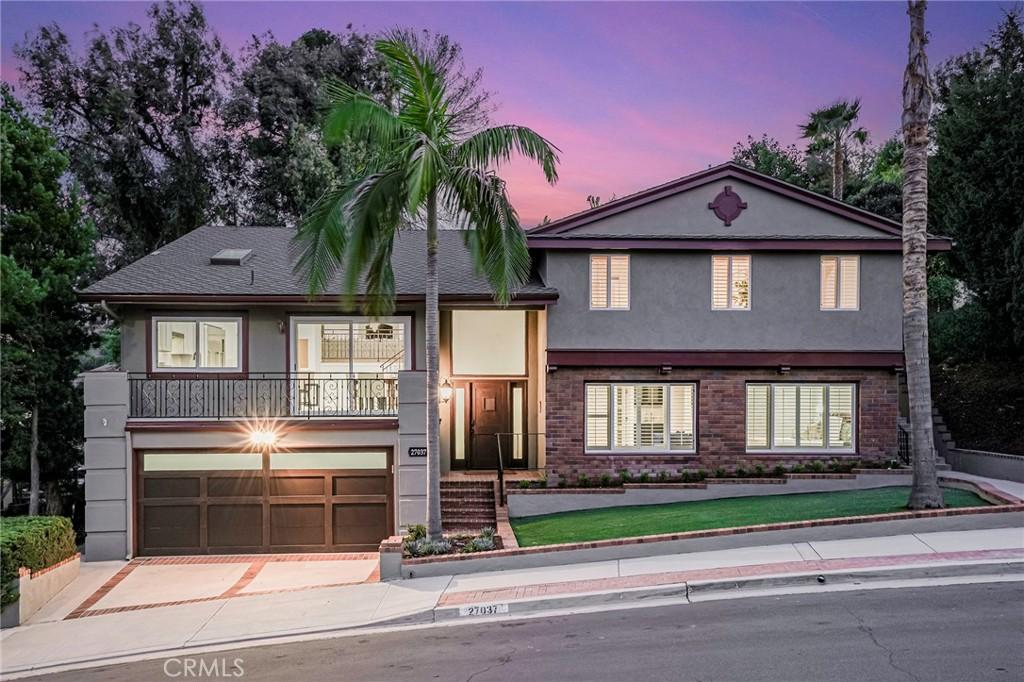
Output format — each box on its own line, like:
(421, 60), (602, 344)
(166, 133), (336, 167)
(711, 255), (751, 310)
(291, 316), (410, 374)
(820, 255), (859, 310)
(590, 254), (629, 310)
(153, 317), (242, 371)
(585, 382), (696, 452)
(746, 383), (855, 452)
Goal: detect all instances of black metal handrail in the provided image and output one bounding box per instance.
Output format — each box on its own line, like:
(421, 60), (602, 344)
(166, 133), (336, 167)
(128, 372), (398, 419)
(897, 422), (911, 465)
(493, 432), (545, 507)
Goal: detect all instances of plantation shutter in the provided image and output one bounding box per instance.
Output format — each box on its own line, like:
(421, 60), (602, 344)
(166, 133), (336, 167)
(839, 256), (859, 309)
(637, 385), (666, 448)
(730, 255), (751, 309)
(828, 384), (855, 448)
(609, 255), (629, 309)
(590, 255), (609, 308)
(586, 384), (611, 449)
(772, 385), (798, 447)
(711, 255), (730, 309)
(670, 384), (696, 450)
(746, 384), (770, 448)
(798, 385), (826, 447)
(820, 257), (838, 309)
(614, 385), (637, 448)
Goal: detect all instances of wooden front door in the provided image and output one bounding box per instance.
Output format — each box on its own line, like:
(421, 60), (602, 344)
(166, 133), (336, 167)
(469, 381), (509, 469)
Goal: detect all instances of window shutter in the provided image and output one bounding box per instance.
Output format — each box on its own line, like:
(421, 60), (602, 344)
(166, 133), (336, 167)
(586, 384), (611, 449)
(590, 255), (609, 308)
(731, 255), (750, 309)
(670, 384), (696, 450)
(638, 385), (666, 448)
(609, 255), (630, 309)
(614, 385), (637, 448)
(746, 384), (770, 448)
(798, 385), (825, 447)
(711, 256), (730, 309)
(773, 385), (798, 447)
(839, 256), (859, 309)
(828, 384), (855, 448)
(821, 256), (838, 309)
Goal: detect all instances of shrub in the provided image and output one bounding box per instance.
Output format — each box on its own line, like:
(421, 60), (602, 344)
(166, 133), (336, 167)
(557, 479), (568, 489)
(735, 467), (748, 478)
(754, 464), (765, 477)
(810, 460), (825, 473)
(680, 470), (692, 483)
(405, 524), (427, 541)
(697, 469), (708, 481)
(1, 516), (77, 607)
(791, 464), (806, 474)
(599, 473), (613, 487)
(517, 480), (532, 489)
(619, 469), (633, 484)
(577, 473), (590, 488)
(404, 537), (453, 557)
(772, 465), (786, 477)
(657, 470), (668, 482)
(638, 472), (651, 483)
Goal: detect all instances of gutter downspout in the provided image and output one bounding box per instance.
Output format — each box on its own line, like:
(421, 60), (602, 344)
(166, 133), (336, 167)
(99, 299), (121, 322)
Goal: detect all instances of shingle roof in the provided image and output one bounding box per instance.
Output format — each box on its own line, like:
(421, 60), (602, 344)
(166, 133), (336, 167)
(80, 225), (557, 301)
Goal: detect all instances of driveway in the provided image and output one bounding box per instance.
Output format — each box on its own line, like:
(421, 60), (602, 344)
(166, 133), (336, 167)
(62, 553), (380, 620)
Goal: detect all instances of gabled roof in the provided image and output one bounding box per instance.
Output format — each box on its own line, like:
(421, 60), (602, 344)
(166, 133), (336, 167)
(79, 226), (557, 303)
(528, 162), (948, 248)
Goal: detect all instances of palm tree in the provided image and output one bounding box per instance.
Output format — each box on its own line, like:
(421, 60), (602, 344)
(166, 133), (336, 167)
(799, 99), (868, 200)
(902, 0), (943, 509)
(295, 35), (559, 540)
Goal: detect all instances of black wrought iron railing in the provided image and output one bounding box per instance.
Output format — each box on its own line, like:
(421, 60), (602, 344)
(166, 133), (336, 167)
(897, 422), (911, 465)
(128, 372), (398, 419)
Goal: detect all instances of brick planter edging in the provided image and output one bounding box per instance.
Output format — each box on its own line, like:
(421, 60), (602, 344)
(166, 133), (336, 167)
(19, 553), (81, 579)
(402, 502), (1023, 566)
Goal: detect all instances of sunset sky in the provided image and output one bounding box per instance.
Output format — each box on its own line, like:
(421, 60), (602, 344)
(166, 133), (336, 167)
(1, 1), (1010, 225)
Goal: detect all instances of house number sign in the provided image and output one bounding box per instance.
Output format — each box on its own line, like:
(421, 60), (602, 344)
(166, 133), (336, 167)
(408, 447), (427, 458)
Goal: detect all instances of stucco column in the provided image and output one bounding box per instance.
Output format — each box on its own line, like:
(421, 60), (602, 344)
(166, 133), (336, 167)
(81, 368), (130, 561)
(396, 370), (428, 530)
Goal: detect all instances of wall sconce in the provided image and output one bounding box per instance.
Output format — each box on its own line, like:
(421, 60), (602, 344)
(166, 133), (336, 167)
(778, 365), (791, 375)
(660, 365), (673, 375)
(439, 378), (453, 404)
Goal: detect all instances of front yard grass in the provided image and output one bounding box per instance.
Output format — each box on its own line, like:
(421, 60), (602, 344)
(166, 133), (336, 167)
(510, 486), (988, 547)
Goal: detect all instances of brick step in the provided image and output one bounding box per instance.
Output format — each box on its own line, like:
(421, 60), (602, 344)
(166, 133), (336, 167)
(441, 507), (495, 516)
(443, 516), (498, 526)
(440, 496), (495, 504)
(440, 482), (496, 489)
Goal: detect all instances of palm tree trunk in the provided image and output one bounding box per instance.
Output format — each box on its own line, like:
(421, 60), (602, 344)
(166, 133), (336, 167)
(832, 134), (844, 201)
(903, 0), (943, 509)
(424, 189), (444, 540)
(28, 406), (40, 516)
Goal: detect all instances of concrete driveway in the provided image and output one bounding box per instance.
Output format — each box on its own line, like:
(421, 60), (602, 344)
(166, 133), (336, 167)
(50, 554), (379, 621)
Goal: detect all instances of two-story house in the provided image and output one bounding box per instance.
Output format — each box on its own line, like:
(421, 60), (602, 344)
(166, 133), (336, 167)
(78, 162), (950, 560)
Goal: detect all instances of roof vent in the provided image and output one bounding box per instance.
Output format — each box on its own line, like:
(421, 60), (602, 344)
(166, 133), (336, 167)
(210, 248), (253, 265)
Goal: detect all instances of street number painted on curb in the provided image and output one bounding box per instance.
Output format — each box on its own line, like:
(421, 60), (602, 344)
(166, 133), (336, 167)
(459, 603), (509, 617)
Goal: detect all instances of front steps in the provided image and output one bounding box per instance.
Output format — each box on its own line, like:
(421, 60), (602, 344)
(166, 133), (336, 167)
(440, 480), (498, 532)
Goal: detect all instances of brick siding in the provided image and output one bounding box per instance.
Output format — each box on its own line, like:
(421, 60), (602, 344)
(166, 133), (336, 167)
(545, 366), (898, 484)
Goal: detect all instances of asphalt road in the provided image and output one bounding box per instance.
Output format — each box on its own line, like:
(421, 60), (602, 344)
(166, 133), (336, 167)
(25, 582), (1024, 682)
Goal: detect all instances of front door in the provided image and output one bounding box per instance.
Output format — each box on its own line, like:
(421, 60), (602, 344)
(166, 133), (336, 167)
(469, 381), (509, 469)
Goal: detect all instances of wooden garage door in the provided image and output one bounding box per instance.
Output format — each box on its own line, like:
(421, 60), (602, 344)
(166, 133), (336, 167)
(137, 450), (392, 555)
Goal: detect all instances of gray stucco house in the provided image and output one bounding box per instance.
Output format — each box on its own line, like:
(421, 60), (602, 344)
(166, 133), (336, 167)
(78, 162), (951, 560)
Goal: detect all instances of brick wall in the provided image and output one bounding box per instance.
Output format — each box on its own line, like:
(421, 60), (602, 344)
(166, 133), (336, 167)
(545, 367), (898, 483)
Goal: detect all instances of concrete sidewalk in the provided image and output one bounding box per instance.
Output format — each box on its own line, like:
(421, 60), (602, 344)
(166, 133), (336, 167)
(3, 522), (1022, 677)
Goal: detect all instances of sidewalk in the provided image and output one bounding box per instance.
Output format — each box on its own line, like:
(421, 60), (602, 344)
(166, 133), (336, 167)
(2, 521), (1021, 677)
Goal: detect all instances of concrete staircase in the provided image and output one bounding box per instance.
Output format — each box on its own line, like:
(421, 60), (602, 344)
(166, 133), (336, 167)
(932, 408), (955, 471)
(440, 480), (497, 532)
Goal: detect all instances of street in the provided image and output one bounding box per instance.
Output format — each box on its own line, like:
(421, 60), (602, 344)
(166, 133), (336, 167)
(24, 581), (1024, 682)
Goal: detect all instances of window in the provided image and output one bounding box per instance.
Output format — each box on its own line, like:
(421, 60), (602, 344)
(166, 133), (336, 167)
(746, 383), (855, 451)
(293, 317), (409, 374)
(451, 310), (526, 375)
(711, 255), (750, 310)
(154, 317), (241, 371)
(586, 383), (696, 452)
(820, 256), (859, 310)
(590, 254), (629, 309)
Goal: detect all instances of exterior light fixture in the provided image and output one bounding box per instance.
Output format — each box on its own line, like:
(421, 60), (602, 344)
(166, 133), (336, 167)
(660, 365), (673, 375)
(778, 365), (791, 375)
(249, 429), (278, 448)
(439, 378), (454, 404)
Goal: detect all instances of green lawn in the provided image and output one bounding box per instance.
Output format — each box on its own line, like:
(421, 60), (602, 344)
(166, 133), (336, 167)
(510, 486), (987, 547)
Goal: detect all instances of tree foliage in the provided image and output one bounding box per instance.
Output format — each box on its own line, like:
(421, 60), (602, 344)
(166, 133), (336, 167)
(14, 0), (235, 268)
(0, 86), (95, 509)
(930, 10), (1024, 354)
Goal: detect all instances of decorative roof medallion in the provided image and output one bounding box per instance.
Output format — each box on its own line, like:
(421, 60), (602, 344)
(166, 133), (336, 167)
(708, 185), (748, 226)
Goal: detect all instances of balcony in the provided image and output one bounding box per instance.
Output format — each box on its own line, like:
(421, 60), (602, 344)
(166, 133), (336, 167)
(128, 373), (398, 420)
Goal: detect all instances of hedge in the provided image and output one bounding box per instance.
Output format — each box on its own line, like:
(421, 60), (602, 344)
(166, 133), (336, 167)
(1, 516), (77, 607)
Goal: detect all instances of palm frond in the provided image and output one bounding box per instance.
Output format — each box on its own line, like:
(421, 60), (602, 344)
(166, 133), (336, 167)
(362, 235), (397, 317)
(321, 78), (407, 150)
(341, 168), (406, 299)
(375, 38), (448, 136)
(293, 185), (352, 297)
(444, 166), (531, 304)
(405, 133), (444, 212)
(456, 125), (560, 183)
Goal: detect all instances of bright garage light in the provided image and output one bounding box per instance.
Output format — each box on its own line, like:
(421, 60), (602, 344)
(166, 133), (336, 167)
(249, 430), (278, 447)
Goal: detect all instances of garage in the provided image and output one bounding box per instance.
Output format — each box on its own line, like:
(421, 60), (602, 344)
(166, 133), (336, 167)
(136, 449), (393, 555)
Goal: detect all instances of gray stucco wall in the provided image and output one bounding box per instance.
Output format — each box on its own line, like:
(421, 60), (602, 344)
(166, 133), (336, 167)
(544, 251), (902, 351)
(81, 369), (130, 561)
(566, 178), (885, 238)
(397, 371), (428, 529)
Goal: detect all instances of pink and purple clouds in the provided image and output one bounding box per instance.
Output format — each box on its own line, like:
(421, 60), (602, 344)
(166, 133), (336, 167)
(0, 1), (1007, 225)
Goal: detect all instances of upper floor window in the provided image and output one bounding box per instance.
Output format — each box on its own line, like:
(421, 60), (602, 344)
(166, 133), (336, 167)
(711, 255), (750, 310)
(154, 317), (242, 371)
(590, 254), (629, 310)
(820, 256), (859, 310)
(586, 382), (696, 452)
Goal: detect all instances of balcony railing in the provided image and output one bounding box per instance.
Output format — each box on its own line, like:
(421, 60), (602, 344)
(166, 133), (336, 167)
(128, 373), (398, 419)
